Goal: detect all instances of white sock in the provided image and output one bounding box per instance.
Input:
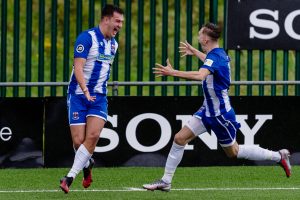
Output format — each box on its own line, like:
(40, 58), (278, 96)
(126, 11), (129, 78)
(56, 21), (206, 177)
(84, 160), (90, 168)
(237, 145), (281, 162)
(67, 144), (92, 178)
(162, 142), (185, 184)
(73, 146), (90, 168)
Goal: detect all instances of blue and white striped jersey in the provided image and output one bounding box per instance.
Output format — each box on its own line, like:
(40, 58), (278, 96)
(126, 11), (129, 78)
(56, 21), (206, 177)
(68, 26), (118, 95)
(201, 48), (232, 117)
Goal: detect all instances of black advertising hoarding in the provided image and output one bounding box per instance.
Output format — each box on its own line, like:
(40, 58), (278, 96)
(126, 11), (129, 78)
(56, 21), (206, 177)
(44, 97), (73, 167)
(226, 0), (300, 50)
(0, 98), (44, 168)
(44, 96), (300, 167)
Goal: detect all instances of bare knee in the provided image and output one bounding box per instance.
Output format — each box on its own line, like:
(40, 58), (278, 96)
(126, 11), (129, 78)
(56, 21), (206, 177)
(72, 135), (84, 149)
(223, 143), (239, 158)
(84, 131), (101, 150)
(86, 131), (100, 142)
(173, 126), (196, 146)
(174, 133), (188, 146)
(225, 150), (238, 158)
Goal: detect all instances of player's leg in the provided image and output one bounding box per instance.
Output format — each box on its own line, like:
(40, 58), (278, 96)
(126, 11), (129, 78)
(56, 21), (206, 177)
(162, 126), (196, 183)
(81, 116), (105, 188)
(70, 125), (85, 149)
(67, 96), (92, 180)
(143, 126), (195, 192)
(222, 141), (281, 161)
(222, 142), (291, 177)
(143, 116), (207, 191)
(214, 110), (291, 177)
(60, 124), (92, 193)
(60, 94), (89, 193)
(83, 116), (104, 153)
(82, 94), (108, 188)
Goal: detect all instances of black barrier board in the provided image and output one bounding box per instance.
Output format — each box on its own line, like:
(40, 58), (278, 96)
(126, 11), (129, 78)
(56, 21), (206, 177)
(44, 96), (300, 167)
(226, 0), (300, 50)
(44, 97), (73, 167)
(0, 98), (44, 168)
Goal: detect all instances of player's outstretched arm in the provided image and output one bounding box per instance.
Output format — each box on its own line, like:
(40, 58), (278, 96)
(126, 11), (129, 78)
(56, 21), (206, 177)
(153, 58), (210, 81)
(179, 41), (206, 62)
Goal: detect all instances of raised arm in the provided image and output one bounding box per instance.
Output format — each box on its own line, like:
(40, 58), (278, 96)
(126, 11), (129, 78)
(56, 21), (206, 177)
(179, 41), (206, 62)
(153, 58), (210, 81)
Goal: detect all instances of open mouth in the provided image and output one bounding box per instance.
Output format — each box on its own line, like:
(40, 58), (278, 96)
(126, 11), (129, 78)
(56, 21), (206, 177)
(113, 27), (119, 35)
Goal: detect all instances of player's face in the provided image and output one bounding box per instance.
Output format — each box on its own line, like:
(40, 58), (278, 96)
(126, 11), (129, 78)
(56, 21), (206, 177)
(107, 12), (124, 38)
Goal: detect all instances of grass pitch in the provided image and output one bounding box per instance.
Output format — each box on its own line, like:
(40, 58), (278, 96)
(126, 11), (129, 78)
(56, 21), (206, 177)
(0, 166), (299, 200)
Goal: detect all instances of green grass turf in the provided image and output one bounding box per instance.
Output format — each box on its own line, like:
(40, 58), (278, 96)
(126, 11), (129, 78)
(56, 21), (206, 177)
(0, 166), (299, 200)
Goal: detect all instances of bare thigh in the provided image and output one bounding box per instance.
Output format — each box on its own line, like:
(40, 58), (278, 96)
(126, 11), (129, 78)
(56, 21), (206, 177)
(83, 116), (106, 153)
(70, 125), (86, 149)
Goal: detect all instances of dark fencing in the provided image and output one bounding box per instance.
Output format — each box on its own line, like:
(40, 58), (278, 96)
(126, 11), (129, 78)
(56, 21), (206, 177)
(0, 0), (299, 97)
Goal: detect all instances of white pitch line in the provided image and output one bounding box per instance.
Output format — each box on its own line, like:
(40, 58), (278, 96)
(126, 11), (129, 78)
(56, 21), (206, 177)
(0, 187), (299, 193)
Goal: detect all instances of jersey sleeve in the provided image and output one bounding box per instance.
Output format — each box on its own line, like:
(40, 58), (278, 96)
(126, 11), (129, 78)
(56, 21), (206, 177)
(201, 53), (219, 74)
(74, 31), (92, 59)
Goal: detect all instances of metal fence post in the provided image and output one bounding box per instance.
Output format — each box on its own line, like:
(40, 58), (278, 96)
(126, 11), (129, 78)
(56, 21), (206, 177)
(113, 0), (120, 82)
(283, 50), (289, 96)
(259, 50), (265, 96)
(89, 0), (95, 28)
(210, 0), (218, 24)
(137, 0), (144, 96)
(247, 50), (253, 95)
(271, 50), (277, 96)
(38, 0), (45, 97)
(174, 0), (180, 96)
(1, 0), (7, 97)
(198, 0), (205, 96)
(76, 0), (82, 36)
(161, 0), (168, 96)
(125, 0), (131, 96)
(13, 0), (20, 97)
(186, 0), (193, 96)
(63, 0), (70, 95)
(149, 0), (156, 96)
(26, 0), (32, 97)
(50, 0), (57, 96)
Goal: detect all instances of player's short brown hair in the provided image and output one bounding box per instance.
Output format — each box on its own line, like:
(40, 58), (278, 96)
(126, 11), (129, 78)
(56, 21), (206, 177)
(202, 23), (221, 41)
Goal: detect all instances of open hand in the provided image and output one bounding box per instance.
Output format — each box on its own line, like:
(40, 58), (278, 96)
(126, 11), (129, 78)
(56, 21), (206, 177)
(153, 58), (174, 77)
(179, 40), (195, 57)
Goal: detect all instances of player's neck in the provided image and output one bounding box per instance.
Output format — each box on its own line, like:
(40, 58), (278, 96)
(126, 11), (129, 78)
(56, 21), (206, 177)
(98, 24), (111, 40)
(206, 43), (219, 53)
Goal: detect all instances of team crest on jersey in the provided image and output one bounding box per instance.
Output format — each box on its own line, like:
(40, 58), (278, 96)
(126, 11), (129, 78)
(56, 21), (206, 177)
(72, 112), (79, 120)
(100, 41), (103, 46)
(76, 44), (84, 53)
(204, 59), (213, 67)
(111, 44), (115, 52)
